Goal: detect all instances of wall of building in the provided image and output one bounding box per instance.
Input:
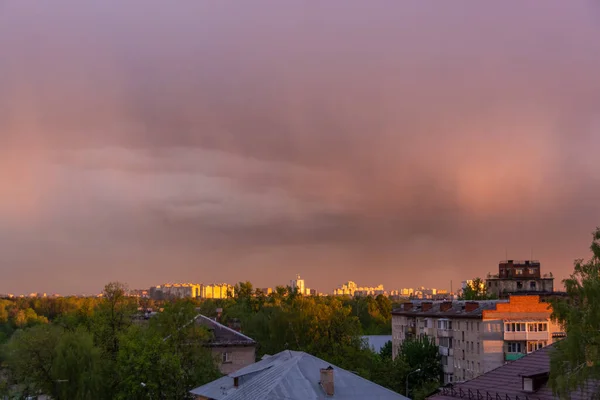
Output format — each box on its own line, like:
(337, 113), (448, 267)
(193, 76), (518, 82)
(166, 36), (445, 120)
(212, 346), (256, 375)
(487, 278), (554, 297)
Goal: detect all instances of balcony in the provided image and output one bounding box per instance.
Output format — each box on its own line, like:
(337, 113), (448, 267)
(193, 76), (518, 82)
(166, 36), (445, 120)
(438, 329), (454, 338)
(504, 331), (549, 341)
(505, 352), (526, 361)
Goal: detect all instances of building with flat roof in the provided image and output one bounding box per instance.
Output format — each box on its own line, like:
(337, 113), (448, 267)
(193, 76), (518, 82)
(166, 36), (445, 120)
(392, 296), (564, 385)
(486, 260), (554, 298)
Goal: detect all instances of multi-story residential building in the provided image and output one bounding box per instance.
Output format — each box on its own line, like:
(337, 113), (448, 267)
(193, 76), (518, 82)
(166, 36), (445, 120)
(333, 281), (387, 296)
(201, 284), (234, 299)
(150, 283), (202, 299)
(149, 283), (234, 299)
(486, 260), (554, 298)
(391, 296), (563, 385)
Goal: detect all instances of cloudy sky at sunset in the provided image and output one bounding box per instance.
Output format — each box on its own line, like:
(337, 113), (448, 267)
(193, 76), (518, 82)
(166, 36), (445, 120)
(1, 1), (599, 294)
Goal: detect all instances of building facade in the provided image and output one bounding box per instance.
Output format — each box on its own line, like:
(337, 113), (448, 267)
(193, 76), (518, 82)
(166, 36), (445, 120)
(391, 296), (563, 385)
(290, 274), (306, 295)
(486, 260), (554, 298)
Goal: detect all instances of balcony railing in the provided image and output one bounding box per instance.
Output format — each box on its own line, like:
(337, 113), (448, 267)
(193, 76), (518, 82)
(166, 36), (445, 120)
(505, 352), (526, 361)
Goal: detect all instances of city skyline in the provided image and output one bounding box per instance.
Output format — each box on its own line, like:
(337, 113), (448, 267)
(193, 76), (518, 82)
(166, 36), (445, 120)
(2, 1), (600, 294)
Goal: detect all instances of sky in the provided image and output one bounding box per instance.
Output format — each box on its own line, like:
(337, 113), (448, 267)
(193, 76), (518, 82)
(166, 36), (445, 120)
(1, 1), (600, 294)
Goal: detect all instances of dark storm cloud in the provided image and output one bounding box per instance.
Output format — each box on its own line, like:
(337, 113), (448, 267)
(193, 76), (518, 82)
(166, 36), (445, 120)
(1, 1), (599, 293)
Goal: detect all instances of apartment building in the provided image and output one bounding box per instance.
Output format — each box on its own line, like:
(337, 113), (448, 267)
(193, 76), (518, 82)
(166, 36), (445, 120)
(391, 296), (563, 385)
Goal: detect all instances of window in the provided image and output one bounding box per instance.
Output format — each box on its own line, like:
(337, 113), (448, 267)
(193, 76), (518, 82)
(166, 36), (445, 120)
(462, 331), (465, 341)
(222, 352), (232, 363)
(517, 281), (523, 289)
(477, 362), (480, 373)
(506, 323), (526, 332)
(488, 281), (492, 287)
(477, 322), (480, 331)
(477, 342), (480, 354)
(507, 342), (523, 353)
(530, 281), (537, 289)
(471, 342), (474, 352)
(539, 323), (547, 331)
(442, 356), (448, 366)
(516, 268), (524, 275)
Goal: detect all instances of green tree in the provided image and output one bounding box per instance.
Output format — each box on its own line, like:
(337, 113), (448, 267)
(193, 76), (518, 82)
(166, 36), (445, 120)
(460, 277), (493, 300)
(379, 340), (393, 360)
(550, 228), (600, 399)
(2, 324), (61, 398)
(116, 301), (220, 399)
(2, 325), (104, 399)
(399, 336), (442, 399)
(52, 328), (104, 400)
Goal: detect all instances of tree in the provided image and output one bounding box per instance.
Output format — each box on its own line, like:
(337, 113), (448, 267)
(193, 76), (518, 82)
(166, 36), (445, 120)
(399, 336), (443, 399)
(2, 325), (104, 400)
(379, 340), (393, 360)
(550, 228), (600, 399)
(460, 277), (492, 300)
(2, 324), (62, 398)
(116, 301), (220, 399)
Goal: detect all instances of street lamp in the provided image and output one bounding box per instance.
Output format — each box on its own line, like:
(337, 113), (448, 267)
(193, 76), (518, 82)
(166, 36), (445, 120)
(405, 368), (421, 399)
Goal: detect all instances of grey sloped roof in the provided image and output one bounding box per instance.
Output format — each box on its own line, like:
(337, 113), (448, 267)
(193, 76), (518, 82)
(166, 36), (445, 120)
(191, 350), (408, 400)
(429, 344), (599, 400)
(196, 315), (256, 346)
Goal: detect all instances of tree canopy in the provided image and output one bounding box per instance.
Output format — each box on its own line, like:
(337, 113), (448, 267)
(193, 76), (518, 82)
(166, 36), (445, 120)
(550, 227), (600, 399)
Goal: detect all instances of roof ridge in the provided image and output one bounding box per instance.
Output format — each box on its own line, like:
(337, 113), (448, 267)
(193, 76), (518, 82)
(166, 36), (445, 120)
(197, 314), (256, 342)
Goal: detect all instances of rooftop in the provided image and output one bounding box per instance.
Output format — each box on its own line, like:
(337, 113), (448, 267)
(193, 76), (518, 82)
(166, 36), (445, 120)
(191, 350), (408, 400)
(196, 315), (256, 347)
(428, 344), (598, 400)
(392, 300), (505, 319)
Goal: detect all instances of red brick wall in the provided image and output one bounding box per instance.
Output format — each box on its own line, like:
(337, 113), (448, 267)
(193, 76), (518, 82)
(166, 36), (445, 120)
(483, 296), (551, 320)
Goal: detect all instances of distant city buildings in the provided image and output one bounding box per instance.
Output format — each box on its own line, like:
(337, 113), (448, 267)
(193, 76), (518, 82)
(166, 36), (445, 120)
(149, 283), (234, 300)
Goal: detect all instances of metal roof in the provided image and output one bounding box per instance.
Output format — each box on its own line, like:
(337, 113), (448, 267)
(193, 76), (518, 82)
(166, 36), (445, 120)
(429, 344), (599, 400)
(190, 350), (408, 400)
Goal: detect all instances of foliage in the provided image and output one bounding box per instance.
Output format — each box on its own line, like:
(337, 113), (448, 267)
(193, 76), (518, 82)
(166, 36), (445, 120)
(399, 336), (443, 399)
(0, 279), (444, 399)
(460, 277), (496, 300)
(550, 227), (600, 399)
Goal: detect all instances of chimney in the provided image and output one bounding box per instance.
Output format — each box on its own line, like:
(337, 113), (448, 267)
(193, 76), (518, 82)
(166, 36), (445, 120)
(422, 302), (433, 312)
(465, 301), (479, 312)
(440, 301), (453, 312)
(403, 303), (413, 312)
(320, 366), (334, 396)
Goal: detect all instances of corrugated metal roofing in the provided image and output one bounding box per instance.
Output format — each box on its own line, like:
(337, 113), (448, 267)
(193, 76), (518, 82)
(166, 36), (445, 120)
(428, 344), (599, 400)
(191, 350), (408, 400)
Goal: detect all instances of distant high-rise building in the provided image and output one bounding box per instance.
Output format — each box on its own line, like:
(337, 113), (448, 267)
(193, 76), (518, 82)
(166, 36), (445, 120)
(290, 274), (305, 295)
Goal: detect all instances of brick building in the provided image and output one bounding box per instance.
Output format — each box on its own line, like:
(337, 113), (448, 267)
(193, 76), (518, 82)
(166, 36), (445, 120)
(486, 260), (554, 298)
